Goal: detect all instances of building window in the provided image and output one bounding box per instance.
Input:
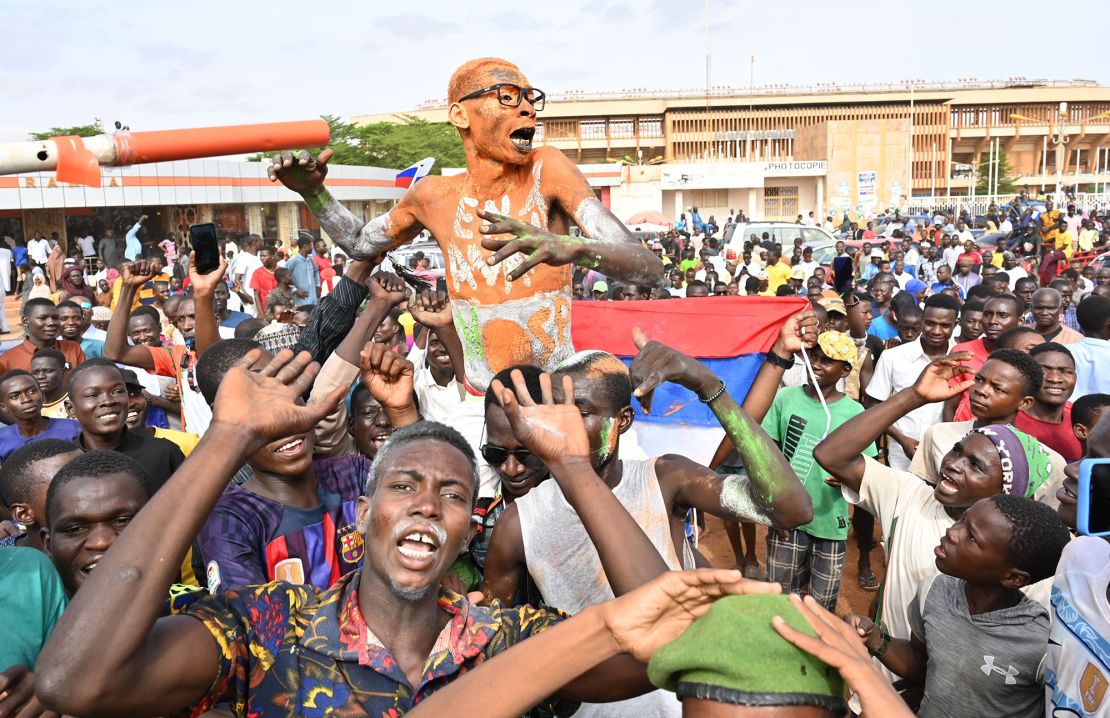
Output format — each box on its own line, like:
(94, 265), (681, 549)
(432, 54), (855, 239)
(580, 120), (606, 140)
(763, 186), (799, 221)
(609, 119), (634, 139)
(639, 117), (663, 138)
(691, 189), (729, 208)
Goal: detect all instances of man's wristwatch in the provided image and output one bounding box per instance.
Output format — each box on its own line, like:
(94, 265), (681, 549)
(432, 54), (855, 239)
(765, 350), (794, 370)
(869, 624), (892, 658)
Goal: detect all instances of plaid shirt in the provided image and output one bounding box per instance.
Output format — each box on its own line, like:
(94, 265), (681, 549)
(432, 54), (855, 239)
(186, 572), (576, 718)
(294, 274), (369, 365)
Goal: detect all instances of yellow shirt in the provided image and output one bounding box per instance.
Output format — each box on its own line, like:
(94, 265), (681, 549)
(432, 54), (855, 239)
(991, 252), (1004, 268)
(41, 395), (69, 419)
(1078, 229), (1098, 252)
(766, 260), (792, 294)
(1056, 231), (1075, 259)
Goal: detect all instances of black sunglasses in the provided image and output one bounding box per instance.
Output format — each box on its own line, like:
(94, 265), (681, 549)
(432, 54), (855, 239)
(458, 83), (546, 111)
(480, 444), (545, 469)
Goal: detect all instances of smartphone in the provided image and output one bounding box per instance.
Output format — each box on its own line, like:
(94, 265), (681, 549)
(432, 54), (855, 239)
(1077, 458), (1110, 537)
(189, 222), (220, 275)
(832, 256), (854, 294)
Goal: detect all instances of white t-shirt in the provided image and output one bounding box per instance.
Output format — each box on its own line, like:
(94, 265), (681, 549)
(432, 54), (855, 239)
(1006, 265), (1029, 289)
(1000, 220), (1014, 233)
(406, 342), (466, 424)
(27, 238), (49, 264)
(77, 235), (96, 257)
(1046, 536), (1110, 717)
(865, 339), (953, 471)
(794, 260), (819, 278)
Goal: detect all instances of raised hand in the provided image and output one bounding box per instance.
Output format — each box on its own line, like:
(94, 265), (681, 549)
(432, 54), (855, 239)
(629, 327), (718, 414)
(367, 271), (409, 306)
(359, 341), (415, 411)
(478, 210), (580, 281)
(408, 290), (453, 328)
(266, 148), (332, 194)
(211, 349), (341, 449)
(187, 251), (228, 297)
(602, 569), (780, 663)
(121, 259), (159, 288)
(911, 351), (976, 403)
(491, 370), (589, 466)
(774, 309), (819, 355)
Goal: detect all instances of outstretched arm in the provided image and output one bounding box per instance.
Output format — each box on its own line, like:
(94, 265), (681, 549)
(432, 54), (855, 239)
(410, 569), (778, 716)
(35, 351), (344, 717)
(813, 353), (974, 495)
(629, 327), (813, 529)
(268, 150), (423, 261)
(190, 251), (229, 357)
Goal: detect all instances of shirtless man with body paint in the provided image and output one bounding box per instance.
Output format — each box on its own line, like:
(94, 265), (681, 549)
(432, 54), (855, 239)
(269, 58), (663, 392)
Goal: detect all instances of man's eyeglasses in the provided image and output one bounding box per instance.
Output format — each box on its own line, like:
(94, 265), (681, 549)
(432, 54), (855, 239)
(480, 444), (545, 469)
(458, 83), (546, 112)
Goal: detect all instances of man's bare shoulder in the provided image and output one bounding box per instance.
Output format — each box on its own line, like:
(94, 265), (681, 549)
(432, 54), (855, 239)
(401, 173), (464, 206)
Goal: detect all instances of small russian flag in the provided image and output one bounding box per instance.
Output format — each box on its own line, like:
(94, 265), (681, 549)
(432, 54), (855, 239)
(395, 157), (436, 188)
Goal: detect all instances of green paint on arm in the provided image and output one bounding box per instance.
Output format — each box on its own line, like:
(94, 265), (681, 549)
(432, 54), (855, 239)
(456, 306), (486, 363)
(304, 187), (332, 214)
(712, 402), (787, 508)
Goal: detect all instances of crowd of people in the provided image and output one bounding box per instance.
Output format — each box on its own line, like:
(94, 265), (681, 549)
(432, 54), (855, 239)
(0, 197), (1104, 716)
(2, 55), (1110, 717)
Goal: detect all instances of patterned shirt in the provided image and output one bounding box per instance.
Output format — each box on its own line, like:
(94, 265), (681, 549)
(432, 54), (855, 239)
(184, 573), (576, 718)
(194, 454), (371, 592)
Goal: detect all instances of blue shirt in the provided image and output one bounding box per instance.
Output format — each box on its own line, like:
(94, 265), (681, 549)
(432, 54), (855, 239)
(0, 418), (81, 462)
(285, 254), (320, 304)
(867, 313), (900, 342)
(11, 246), (27, 268)
(220, 311), (251, 329)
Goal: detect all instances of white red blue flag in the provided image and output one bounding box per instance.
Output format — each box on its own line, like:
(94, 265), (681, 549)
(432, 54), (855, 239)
(395, 157), (435, 188)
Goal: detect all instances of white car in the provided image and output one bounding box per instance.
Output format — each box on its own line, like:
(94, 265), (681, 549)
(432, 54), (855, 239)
(723, 222), (837, 261)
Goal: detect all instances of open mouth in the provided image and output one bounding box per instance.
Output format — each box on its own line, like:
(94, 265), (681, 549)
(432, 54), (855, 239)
(97, 411), (122, 422)
(371, 430), (393, 448)
(80, 557), (101, 577)
(936, 471), (961, 497)
(126, 408), (141, 423)
(1058, 480), (1078, 505)
(396, 527), (442, 568)
(509, 126), (535, 151)
(933, 541), (948, 559)
(274, 437), (306, 458)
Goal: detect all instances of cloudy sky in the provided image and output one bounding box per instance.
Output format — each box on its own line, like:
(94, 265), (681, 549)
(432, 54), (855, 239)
(3, 0), (1108, 143)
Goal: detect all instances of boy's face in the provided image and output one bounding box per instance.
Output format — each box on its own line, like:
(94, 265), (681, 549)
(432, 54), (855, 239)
(934, 499), (1022, 586)
(968, 359), (1035, 421)
(44, 472), (148, 596)
(0, 374), (43, 422)
(30, 356), (64, 396)
(934, 432), (1004, 508)
(554, 368), (633, 471)
(67, 367), (129, 437)
(896, 315), (922, 344)
(804, 345), (851, 388)
(1034, 350), (1076, 408)
(981, 299), (1021, 343)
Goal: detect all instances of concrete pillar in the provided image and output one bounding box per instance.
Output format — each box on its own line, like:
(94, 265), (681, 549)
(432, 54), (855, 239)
(276, 204), (294, 250)
(674, 190), (684, 223)
(748, 188), (759, 222)
(816, 177), (825, 220)
(246, 205), (263, 236)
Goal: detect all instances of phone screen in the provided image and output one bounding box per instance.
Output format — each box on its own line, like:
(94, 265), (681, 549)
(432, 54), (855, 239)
(189, 223), (220, 275)
(832, 256), (853, 294)
(1083, 460), (1110, 535)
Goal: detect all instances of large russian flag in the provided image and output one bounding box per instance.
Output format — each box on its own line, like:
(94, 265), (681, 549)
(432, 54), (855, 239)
(571, 296), (808, 465)
(395, 157), (435, 188)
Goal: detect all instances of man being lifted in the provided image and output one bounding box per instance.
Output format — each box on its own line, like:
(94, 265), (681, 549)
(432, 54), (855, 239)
(270, 58), (663, 392)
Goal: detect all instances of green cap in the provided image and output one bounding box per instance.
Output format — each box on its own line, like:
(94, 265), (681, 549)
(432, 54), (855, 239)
(648, 594), (847, 712)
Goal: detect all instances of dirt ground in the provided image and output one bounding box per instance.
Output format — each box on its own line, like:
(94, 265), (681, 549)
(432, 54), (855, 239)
(696, 514), (884, 617)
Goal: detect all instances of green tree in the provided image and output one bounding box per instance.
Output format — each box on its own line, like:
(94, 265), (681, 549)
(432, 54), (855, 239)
(976, 148), (1018, 195)
(249, 115), (466, 172)
(30, 124), (102, 140)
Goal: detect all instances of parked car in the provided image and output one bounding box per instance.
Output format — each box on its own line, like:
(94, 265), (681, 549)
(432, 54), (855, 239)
(723, 222), (837, 261)
(808, 239), (865, 267)
(388, 239), (446, 283)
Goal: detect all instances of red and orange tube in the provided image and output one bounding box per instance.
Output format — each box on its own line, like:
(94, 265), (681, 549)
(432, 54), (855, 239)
(0, 119), (330, 187)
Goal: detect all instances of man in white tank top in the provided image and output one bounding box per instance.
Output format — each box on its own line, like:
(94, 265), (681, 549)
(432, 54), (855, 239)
(482, 336), (815, 717)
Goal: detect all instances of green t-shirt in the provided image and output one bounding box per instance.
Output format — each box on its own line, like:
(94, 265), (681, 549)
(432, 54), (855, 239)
(678, 259), (699, 275)
(761, 386), (875, 540)
(0, 546), (68, 670)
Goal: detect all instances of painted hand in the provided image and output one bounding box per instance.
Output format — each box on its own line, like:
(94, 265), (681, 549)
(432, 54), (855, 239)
(266, 149), (332, 195)
(211, 349), (340, 449)
(629, 327), (718, 413)
(187, 251), (228, 297)
(409, 290), (453, 328)
(121, 259), (159, 289)
(478, 210), (580, 280)
(491, 370), (590, 465)
(602, 569), (780, 663)
(911, 351), (976, 403)
(367, 271), (409, 307)
(359, 341), (416, 411)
